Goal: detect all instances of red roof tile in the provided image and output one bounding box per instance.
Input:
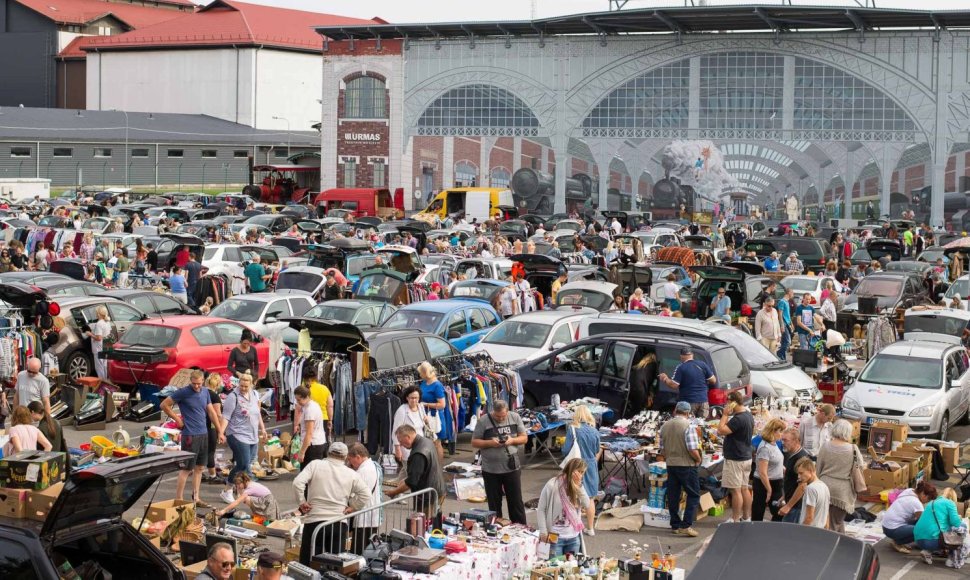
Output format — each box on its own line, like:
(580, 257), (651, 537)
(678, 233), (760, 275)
(81, 0), (381, 53)
(15, 0), (190, 28)
(57, 35), (97, 59)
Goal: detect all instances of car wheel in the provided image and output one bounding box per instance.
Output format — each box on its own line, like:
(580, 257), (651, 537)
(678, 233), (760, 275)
(939, 412), (950, 441)
(65, 350), (93, 380)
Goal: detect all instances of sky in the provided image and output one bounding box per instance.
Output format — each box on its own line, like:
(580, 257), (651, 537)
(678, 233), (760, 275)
(254, 0), (970, 23)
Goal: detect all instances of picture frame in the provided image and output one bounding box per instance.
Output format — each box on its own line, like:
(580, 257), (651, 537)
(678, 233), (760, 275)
(869, 426), (894, 455)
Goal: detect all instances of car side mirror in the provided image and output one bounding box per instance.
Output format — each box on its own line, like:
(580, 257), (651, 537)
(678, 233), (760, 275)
(448, 330), (462, 339)
(551, 342), (565, 351)
(265, 317), (277, 324)
(950, 379), (961, 390)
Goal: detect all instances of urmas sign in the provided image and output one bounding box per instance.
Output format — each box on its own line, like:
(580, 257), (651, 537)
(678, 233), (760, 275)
(344, 133), (382, 142)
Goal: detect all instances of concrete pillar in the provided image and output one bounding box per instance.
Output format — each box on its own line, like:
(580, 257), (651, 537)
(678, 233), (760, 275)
(551, 133), (569, 214)
(400, 136), (414, 211)
(625, 161), (643, 209)
(782, 56), (795, 133)
(442, 137), (454, 188)
(512, 137), (522, 172)
(880, 162), (894, 220)
(479, 137), (496, 186)
(957, 148), (967, 190)
(540, 145), (550, 173)
(688, 57), (700, 132)
(931, 160), (946, 229)
(842, 148), (855, 221)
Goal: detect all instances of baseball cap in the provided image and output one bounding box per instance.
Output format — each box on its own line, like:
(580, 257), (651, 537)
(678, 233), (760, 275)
(679, 347), (693, 356)
(257, 552), (284, 570)
(675, 401), (692, 414)
(329, 442), (349, 457)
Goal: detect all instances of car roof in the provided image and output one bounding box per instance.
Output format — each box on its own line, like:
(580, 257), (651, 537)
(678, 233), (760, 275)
(54, 295), (122, 308)
(219, 294), (310, 304)
(279, 265), (326, 274)
(510, 310), (590, 323)
(397, 298), (495, 313)
(584, 332), (725, 350)
(93, 289), (160, 298)
(879, 340), (953, 359)
(314, 299), (374, 308)
(130, 316), (236, 329)
(363, 328), (440, 342)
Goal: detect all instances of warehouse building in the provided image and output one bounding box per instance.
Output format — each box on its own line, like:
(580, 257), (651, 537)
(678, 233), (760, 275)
(0, 107), (318, 190)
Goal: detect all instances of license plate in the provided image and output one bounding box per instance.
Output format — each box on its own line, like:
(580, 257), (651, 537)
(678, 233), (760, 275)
(866, 417), (899, 425)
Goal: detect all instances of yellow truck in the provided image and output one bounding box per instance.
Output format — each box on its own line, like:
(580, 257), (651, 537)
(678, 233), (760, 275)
(416, 187), (515, 223)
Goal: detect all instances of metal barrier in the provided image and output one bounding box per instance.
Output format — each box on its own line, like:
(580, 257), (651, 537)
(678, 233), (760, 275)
(305, 487), (440, 561)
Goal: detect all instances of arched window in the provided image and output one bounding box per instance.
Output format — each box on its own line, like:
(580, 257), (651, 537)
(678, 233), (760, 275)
(490, 167), (511, 188)
(455, 161), (478, 187)
(344, 75), (386, 119)
(418, 84), (540, 136)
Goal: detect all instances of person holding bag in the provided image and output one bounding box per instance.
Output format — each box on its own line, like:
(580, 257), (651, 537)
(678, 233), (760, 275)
(537, 458), (596, 557)
(471, 399), (528, 525)
(392, 387), (429, 467)
(816, 419), (864, 534)
(418, 362), (446, 459)
(913, 482), (966, 567)
(562, 405), (602, 498)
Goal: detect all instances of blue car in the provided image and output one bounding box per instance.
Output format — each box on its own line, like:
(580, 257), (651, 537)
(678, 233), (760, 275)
(380, 298), (501, 351)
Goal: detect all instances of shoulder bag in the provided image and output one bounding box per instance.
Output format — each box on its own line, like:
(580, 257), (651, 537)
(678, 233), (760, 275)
(932, 499), (964, 549)
(560, 426), (582, 469)
(850, 446), (867, 494)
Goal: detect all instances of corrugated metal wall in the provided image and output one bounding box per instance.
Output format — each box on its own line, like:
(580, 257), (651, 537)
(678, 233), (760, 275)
(0, 142), (315, 189)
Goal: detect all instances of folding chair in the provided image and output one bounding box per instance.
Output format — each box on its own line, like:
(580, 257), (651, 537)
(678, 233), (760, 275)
(953, 441), (970, 490)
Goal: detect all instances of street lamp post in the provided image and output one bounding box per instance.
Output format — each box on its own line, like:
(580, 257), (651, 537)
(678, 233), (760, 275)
(112, 109), (129, 187)
(272, 116), (291, 158)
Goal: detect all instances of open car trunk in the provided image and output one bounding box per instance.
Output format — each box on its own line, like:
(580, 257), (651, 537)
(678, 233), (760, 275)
(45, 452), (192, 580)
(283, 317), (368, 352)
(511, 253), (566, 299)
(355, 269), (411, 305)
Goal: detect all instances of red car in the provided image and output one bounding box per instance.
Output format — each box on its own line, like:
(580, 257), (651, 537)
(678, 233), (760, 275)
(107, 317), (271, 387)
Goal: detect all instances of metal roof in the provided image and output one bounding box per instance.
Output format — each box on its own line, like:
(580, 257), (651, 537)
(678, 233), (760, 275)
(314, 5), (970, 41)
(0, 107), (319, 146)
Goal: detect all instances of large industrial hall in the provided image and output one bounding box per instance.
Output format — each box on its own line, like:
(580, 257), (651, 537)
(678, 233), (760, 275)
(317, 4), (970, 229)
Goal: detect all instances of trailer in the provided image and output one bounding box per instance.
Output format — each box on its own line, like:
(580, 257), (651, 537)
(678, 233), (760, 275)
(0, 178), (50, 202)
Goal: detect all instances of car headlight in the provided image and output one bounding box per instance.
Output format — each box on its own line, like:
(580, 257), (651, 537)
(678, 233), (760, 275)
(768, 380), (797, 398)
(910, 405), (935, 417)
(841, 396), (862, 411)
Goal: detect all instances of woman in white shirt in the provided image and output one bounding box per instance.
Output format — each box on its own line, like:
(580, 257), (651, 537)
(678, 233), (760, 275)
(663, 274), (682, 312)
(348, 442), (383, 555)
(391, 387), (428, 464)
(86, 306), (113, 380)
(515, 275), (536, 312)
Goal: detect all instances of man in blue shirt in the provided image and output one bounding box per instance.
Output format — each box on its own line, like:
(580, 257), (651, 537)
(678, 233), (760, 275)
(764, 251), (780, 272)
(793, 293), (816, 349)
(711, 287), (732, 320)
(160, 370), (221, 507)
(184, 252), (202, 308)
(776, 287), (793, 360)
(659, 347), (718, 419)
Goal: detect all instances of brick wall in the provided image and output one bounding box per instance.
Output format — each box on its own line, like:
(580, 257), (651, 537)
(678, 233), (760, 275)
(904, 165), (925, 192)
(324, 39), (403, 57)
(413, 136), (443, 192)
(335, 70), (390, 188)
(521, 140), (542, 170)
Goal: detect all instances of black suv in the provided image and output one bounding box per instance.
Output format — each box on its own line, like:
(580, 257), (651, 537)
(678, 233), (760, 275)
(516, 333), (751, 415)
(0, 452), (190, 579)
(685, 264), (786, 319)
(740, 238), (831, 274)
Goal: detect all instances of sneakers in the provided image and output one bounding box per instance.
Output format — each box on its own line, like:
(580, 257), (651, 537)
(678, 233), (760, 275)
(922, 550), (933, 565)
(674, 528), (699, 537)
(194, 498), (212, 509)
(219, 489), (235, 504)
(946, 557), (955, 568)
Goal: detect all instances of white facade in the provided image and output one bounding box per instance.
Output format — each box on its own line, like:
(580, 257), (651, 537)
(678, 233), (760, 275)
(87, 47), (321, 132)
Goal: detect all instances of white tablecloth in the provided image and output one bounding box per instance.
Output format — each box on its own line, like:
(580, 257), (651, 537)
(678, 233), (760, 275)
(391, 528), (540, 579)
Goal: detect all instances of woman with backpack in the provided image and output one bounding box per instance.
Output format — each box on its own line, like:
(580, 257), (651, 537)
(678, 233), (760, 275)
(217, 372), (268, 505)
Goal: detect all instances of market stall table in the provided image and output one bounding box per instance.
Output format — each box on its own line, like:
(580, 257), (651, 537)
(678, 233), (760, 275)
(524, 421), (565, 466)
(389, 526), (540, 579)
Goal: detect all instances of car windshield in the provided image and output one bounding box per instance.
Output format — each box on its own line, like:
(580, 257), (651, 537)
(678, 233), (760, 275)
(346, 254), (380, 276)
(946, 280), (969, 299)
(859, 354), (942, 389)
(904, 315), (968, 338)
(277, 272), (323, 293)
(784, 278), (819, 292)
(711, 327), (778, 365)
(854, 278), (902, 298)
(119, 324), (179, 347)
(203, 247), (218, 260)
(210, 299), (264, 322)
(304, 303), (355, 323)
(851, 249), (871, 261)
(556, 289), (613, 311)
(452, 283), (503, 301)
(382, 310), (443, 333)
(482, 321), (553, 348)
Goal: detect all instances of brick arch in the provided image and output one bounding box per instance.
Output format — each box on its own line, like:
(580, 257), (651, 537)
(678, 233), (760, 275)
(341, 70), (387, 87)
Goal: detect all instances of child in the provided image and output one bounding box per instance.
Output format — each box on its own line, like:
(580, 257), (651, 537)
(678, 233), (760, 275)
(659, 303), (672, 317)
(216, 473), (280, 520)
(200, 297), (214, 315)
(795, 457), (830, 529)
(428, 282), (441, 300)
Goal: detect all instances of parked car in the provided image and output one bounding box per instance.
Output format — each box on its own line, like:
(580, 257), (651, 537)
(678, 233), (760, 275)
(553, 281), (618, 312)
(647, 262), (692, 303)
(380, 298), (500, 351)
(94, 289), (198, 317)
(740, 237), (830, 273)
(944, 274), (970, 310)
(685, 264), (785, 319)
(885, 260), (934, 275)
(0, 452), (194, 579)
(51, 296), (149, 380)
(690, 522), (879, 580)
(302, 299), (397, 328)
(128, 233), (205, 271)
(780, 274), (844, 305)
(841, 312), (970, 440)
(209, 294), (315, 340)
(578, 313), (818, 400)
(107, 317), (271, 387)
(841, 271), (929, 314)
(454, 257), (514, 282)
(276, 266), (329, 301)
(30, 278), (104, 298)
(917, 245), (950, 265)
(464, 309), (594, 364)
(516, 333), (751, 415)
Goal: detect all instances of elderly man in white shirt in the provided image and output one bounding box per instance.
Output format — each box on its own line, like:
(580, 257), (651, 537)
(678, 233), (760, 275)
(347, 442), (383, 555)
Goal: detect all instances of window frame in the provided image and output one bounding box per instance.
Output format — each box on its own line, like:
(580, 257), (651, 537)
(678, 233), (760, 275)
(131, 148), (150, 158)
(10, 146), (31, 158)
(52, 147), (73, 158)
(234, 150), (250, 158)
(167, 149), (184, 158)
(93, 147), (113, 158)
(344, 75), (387, 119)
(201, 149), (218, 158)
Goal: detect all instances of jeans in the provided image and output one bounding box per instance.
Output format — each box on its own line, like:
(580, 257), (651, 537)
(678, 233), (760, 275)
(666, 465), (701, 530)
(782, 506), (801, 523)
(917, 538), (941, 551)
(226, 435), (256, 484)
(666, 298), (681, 312)
(354, 380), (382, 435)
(552, 535), (582, 557)
(797, 333), (812, 349)
(883, 524), (916, 545)
(482, 470), (527, 524)
(777, 327), (791, 360)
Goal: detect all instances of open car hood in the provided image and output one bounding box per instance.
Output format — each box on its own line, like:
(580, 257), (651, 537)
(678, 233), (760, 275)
(510, 253), (565, 274)
(159, 233), (205, 247)
(49, 259), (87, 280)
(726, 261), (766, 276)
(689, 265), (747, 280)
(450, 279), (509, 302)
(42, 452), (193, 536)
(356, 216), (383, 227)
(0, 281), (49, 309)
(355, 268), (409, 303)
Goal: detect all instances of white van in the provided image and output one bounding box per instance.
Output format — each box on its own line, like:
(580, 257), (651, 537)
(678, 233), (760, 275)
(577, 313), (818, 400)
(840, 308), (970, 440)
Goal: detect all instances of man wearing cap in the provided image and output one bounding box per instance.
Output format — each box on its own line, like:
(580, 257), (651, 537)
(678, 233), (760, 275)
(254, 552), (285, 580)
(764, 251), (780, 272)
(658, 348), (717, 420)
(293, 442), (371, 564)
(784, 252), (804, 274)
(659, 402), (703, 537)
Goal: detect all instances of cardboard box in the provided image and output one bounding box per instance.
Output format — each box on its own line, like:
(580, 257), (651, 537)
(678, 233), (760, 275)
(940, 443), (960, 474)
(0, 487), (29, 518)
(642, 506), (672, 528)
(258, 445), (285, 467)
(898, 444), (936, 472)
(887, 456), (918, 486)
(863, 467), (907, 492)
(871, 422), (908, 444)
(0, 451), (67, 490)
(26, 481), (64, 521)
(284, 546), (300, 563)
(232, 568), (251, 580)
(181, 560), (208, 580)
(848, 420), (862, 445)
(146, 499), (194, 524)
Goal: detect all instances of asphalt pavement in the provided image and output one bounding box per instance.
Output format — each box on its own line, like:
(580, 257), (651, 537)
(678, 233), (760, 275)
(62, 418), (970, 578)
